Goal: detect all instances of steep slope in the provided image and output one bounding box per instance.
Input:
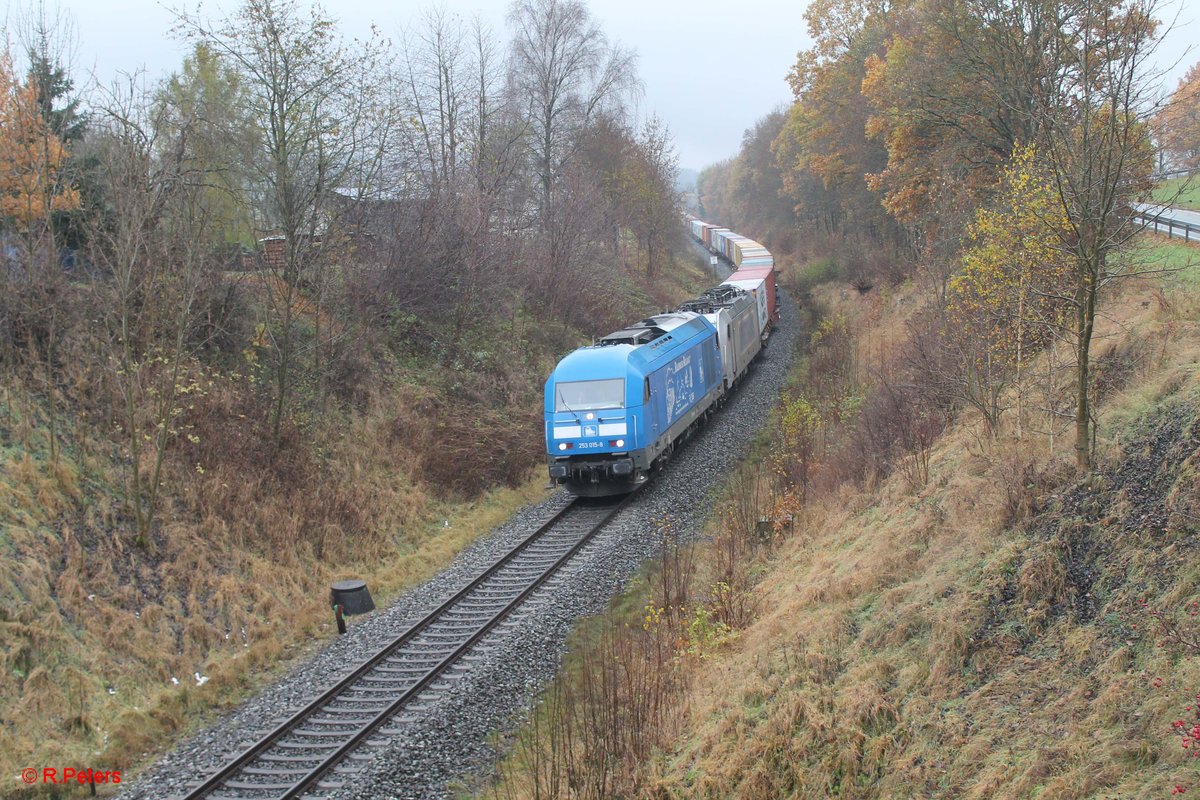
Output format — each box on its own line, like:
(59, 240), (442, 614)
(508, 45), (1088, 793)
(0, 249), (717, 792)
(641, 241), (1200, 798)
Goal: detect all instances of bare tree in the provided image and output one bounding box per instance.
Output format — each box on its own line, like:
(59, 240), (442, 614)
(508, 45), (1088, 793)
(1037, 0), (1161, 469)
(397, 7), (472, 193)
(86, 75), (216, 544)
(468, 16), (524, 197)
(506, 0), (638, 232)
(176, 0), (391, 444)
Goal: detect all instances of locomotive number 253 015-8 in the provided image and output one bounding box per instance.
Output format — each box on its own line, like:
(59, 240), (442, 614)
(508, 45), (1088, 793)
(575, 441), (604, 449)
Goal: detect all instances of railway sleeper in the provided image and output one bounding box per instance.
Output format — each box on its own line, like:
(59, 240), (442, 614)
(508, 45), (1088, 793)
(439, 609), (503, 621)
(258, 753), (329, 763)
(482, 575), (549, 587)
(377, 717), (421, 733)
(378, 658), (443, 668)
(405, 635), (466, 646)
(458, 649), (496, 661)
(364, 672), (426, 684)
(427, 619), (486, 629)
(222, 780), (299, 791)
(241, 766), (309, 777)
(286, 729), (357, 743)
(269, 740), (342, 751)
(468, 586), (527, 597)
(343, 684), (414, 694)
(504, 556), (564, 567)
(315, 779), (352, 790)
(393, 701), (436, 714)
(379, 657), (446, 671)
(417, 630), (476, 641)
(330, 694), (398, 705)
(288, 718), (360, 731)
(531, 536), (581, 549)
(452, 597), (511, 609)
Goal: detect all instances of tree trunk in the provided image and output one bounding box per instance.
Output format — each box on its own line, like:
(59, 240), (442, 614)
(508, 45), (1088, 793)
(1074, 261), (1097, 470)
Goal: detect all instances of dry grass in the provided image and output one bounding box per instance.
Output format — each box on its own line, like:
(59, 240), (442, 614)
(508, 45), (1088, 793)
(632, 244), (1200, 799)
(0, 237), (722, 796)
(0, 371), (555, 792)
(483, 239), (1200, 799)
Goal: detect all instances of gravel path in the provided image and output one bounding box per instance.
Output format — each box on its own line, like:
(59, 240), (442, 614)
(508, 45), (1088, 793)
(121, 249), (799, 800)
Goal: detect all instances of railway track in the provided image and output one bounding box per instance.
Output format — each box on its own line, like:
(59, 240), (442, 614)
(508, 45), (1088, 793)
(178, 493), (634, 800)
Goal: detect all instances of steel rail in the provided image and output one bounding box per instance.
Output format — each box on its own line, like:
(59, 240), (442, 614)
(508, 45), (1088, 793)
(180, 492), (634, 800)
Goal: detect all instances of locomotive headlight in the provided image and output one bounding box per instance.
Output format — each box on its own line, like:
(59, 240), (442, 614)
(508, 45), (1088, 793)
(615, 439), (625, 448)
(558, 443), (568, 451)
(585, 412), (595, 420)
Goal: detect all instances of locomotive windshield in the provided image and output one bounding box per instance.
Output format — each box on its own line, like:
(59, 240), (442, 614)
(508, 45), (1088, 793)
(555, 379), (625, 412)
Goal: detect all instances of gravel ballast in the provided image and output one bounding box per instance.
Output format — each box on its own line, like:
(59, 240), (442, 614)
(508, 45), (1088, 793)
(122, 255), (800, 800)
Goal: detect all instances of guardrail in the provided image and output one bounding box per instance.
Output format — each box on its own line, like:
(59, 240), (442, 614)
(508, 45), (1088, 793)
(1153, 166), (1200, 181)
(1134, 210), (1200, 243)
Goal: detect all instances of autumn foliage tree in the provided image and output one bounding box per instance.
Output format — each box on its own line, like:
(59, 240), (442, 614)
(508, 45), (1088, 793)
(0, 49), (80, 261)
(774, 0), (896, 243)
(1156, 60), (1200, 169)
(860, 0), (1064, 224)
(834, 0), (1159, 467)
(0, 47), (81, 465)
(948, 145), (1071, 436)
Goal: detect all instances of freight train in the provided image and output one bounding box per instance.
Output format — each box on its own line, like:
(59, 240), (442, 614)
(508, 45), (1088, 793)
(543, 220), (779, 496)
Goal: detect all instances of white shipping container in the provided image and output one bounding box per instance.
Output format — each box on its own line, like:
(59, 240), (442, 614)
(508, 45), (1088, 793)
(721, 277), (769, 337)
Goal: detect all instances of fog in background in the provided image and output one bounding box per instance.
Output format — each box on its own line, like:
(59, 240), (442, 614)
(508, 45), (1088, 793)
(4, 0), (1196, 171)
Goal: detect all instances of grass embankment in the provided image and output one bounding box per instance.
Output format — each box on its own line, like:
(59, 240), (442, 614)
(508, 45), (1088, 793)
(1151, 176), (1200, 211)
(0, 244), (717, 797)
(485, 239), (1200, 799)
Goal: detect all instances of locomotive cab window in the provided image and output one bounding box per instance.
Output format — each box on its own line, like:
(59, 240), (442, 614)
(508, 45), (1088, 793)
(555, 379), (626, 412)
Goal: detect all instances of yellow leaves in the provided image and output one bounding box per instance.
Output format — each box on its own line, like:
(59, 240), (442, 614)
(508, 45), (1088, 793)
(879, 180), (929, 222)
(864, 113), (888, 141)
(950, 144), (1071, 368)
(781, 394), (822, 449)
(1154, 63), (1199, 167)
(786, 51), (820, 98)
(810, 312), (849, 346)
(642, 602), (665, 632)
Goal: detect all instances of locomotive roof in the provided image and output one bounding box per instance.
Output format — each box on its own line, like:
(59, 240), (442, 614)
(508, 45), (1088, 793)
(550, 315), (715, 384)
(599, 312), (695, 346)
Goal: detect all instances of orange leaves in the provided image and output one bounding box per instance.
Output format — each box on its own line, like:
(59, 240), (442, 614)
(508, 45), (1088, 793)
(1156, 60), (1200, 168)
(0, 49), (80, 231)
(776, 0), (896, 233)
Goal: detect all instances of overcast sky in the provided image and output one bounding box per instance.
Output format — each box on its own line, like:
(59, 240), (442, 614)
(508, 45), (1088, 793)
(4, 0), (1197, 171)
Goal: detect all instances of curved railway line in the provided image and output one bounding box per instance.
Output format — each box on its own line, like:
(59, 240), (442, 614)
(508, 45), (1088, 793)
(178, 494), (635, 800)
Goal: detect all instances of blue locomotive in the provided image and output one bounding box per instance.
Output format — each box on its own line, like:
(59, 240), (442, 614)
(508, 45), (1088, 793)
(544, 312), (725, 496)
(545, 219), (776, 496)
